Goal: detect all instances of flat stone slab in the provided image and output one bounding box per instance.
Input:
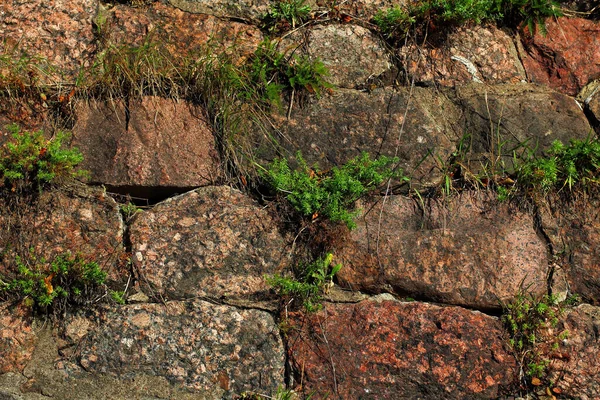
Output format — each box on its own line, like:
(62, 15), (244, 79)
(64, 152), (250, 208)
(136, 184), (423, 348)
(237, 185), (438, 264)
(130, 186), (289, 300)
(287, 297), (517, 398)
(73, 97), (222, 191)
(270, 87), (462, 186)
(60, 300), (285, 397)
(334, 192), (548, 309)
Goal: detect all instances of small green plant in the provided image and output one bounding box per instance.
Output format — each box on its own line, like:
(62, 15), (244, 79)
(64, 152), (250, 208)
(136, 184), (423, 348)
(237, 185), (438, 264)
(0, 251), (107, 312)
(373, 0), (562, 41)
(264, 152), (406, 229)
(372, 6), (416, 40)
(414, 0), (502, 25)
(263, 0), (312, 31)
(502, 290), (577, 387)
(120, 202), (142, 222)
(516, 138), (600, 193)
(110, 290), (126, 305)
(267, 253), (342, 312)
(240, 385), (305, 400)
(501, 0), (562, 36)
(247, 40), (332, 107)
(0, 124), (85, 194)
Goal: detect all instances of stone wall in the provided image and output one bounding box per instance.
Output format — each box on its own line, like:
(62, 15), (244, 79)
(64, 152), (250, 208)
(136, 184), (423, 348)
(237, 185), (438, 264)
(2, 1), (600, 398)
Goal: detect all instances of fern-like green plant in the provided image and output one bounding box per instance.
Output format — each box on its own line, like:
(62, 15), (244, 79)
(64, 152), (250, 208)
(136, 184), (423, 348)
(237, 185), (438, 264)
(264, 152), (406, 229)
(1, 251), (107, 312)
(0, 124), (85, 194)
(516, 138), (600, 192)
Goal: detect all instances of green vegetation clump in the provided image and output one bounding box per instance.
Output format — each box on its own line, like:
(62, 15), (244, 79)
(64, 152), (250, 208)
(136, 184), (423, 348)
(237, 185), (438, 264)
(264, 152), (406, 229)
(262, 0), (312, 31)
(373, 6), (416, 40)
(516, 138), (600, 192)
(0, 252), (107, 312)
(373, 0), (562, 40)
(247, 40), (332, 107)
(267, 253), (341, 312)
(502, 291), (578, 388)
(0, 124), (85, 194)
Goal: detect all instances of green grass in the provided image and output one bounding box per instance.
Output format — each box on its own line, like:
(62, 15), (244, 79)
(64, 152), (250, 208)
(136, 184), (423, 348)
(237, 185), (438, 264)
(501, 290), (578, 388)
(262, 0), (312, 31)
(515, 138), (600, 192)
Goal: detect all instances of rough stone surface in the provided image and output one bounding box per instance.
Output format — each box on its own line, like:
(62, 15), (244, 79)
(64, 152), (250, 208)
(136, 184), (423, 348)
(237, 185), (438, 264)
(109, 2), (262, 60)
(287, 298), (517, 399)
(546, 304), (600, 397)
(130, 186), (289, 300)
(520, 17), (600, 96)
(61, 300), (285, 397)
(453, 84), (593, 164)
(0, 184), (125, 283)
(540, 193), (600, 304)
(0, 304), (37, 374)
(315, 0), (407, 20)
(72, 97), (221, 191)
(271, 87), (462, 186)
(400, 25), (526, 86)
(334, 192), (548, 309)
(0, 0), (96, 79)
(168, 0), (271, 22)
(283, 24), (391, 89)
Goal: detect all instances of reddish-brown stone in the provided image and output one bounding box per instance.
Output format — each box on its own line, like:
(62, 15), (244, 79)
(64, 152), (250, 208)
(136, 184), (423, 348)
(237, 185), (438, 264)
(520, 17), (600, 96)
(0, 0), (97, 79)
(0, 303), (37, 374)
(539, 193), (600, 304)
(287, 298), (517, 399)
(106, 2), (262, 62)
(334, 192), (548, 309)
(72, 97), (221, 190)
(547, 304), (600, 397)
(400, 25), (526, 86)
(130, 186), (289, 300)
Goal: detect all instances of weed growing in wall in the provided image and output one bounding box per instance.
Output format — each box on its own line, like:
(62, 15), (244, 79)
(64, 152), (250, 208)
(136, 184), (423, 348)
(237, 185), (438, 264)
(263, 151), (406, 229)
(0, 251), (107, 313)
(502, 291), (578, 390)
(373, 0), (562, 40)
(267, 252), (341, 312)
(515, 138), (600, 193)
(247, 40), (332, 107)
(262, 0), (312, 31)
(0, 124), (85, 195)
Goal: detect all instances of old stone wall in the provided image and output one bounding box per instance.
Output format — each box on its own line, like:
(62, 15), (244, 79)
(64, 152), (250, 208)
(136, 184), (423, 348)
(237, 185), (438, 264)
(2, 1), (600, 399)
